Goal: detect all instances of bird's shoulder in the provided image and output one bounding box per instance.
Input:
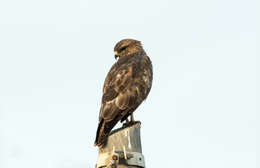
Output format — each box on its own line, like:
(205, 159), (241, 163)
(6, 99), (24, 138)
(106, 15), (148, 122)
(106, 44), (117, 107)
(103, 55), (140, 89)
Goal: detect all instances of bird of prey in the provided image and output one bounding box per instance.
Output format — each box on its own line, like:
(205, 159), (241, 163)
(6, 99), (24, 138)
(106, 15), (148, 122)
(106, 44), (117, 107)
(94, 39), (153, 147)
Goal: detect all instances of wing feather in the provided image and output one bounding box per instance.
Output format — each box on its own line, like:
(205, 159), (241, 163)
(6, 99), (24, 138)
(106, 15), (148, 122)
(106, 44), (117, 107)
(100, 54), (152, 122)
(100, 62), (137, 121)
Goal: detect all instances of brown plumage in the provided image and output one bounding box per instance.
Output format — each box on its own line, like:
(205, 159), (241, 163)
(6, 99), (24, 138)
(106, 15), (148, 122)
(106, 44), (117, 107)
(94, 39), (153, 147)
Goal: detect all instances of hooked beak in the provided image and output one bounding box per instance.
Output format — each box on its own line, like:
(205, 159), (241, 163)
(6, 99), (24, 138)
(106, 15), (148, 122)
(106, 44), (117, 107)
(114, 51), (119, 60)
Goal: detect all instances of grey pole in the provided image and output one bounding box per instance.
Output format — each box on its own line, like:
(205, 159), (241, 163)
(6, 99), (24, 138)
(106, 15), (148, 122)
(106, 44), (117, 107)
(96, 122), (145, 168)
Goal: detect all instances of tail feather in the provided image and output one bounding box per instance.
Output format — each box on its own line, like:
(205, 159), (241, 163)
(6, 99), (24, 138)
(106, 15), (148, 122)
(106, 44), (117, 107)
(94, 119), (105, 146)
(94, 116), (120, 147)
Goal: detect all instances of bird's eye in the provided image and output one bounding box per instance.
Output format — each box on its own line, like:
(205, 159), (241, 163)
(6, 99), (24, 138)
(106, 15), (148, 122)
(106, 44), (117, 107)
(120, 46), (127, 52)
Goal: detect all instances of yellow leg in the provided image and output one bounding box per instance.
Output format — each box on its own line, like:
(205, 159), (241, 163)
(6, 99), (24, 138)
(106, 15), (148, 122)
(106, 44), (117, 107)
(130, 114), (134, 122)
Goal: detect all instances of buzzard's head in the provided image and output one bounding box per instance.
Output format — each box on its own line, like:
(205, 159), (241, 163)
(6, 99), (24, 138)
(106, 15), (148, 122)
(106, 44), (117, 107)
(114, 39), (143, 60)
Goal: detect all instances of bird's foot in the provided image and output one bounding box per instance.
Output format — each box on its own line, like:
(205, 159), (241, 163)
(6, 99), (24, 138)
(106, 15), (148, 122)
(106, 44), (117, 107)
(123, 120), (141, 128)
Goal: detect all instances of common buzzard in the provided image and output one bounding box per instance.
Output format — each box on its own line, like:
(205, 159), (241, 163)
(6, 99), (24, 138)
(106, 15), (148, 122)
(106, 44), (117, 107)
(94, 39), (153, 147)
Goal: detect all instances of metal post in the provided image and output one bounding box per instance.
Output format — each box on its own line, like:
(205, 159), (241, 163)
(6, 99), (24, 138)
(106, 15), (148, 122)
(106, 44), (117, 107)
(96, 122), (145, 168)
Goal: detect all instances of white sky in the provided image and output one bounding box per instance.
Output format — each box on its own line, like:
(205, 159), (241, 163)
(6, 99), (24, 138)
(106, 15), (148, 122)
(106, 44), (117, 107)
(0, 0), (258, 168)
